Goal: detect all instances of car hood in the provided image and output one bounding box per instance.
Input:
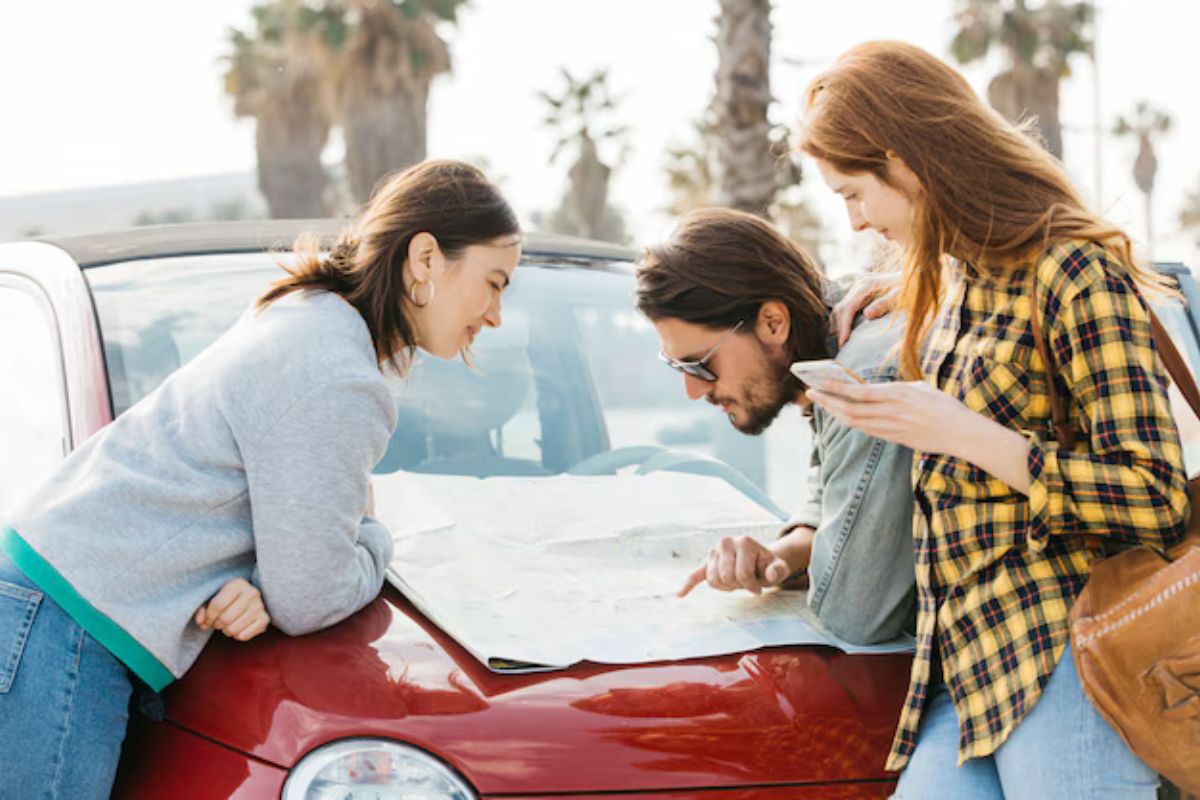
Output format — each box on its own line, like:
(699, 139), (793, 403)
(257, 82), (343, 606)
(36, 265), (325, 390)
(163, 587), (911, 794)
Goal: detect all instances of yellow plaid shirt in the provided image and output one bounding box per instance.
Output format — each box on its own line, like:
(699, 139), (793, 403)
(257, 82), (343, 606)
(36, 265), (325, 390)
(887, 240), (1190, 771)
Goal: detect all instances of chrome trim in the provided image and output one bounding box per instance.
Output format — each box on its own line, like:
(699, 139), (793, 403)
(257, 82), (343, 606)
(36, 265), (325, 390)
(37, 221), (638, 269)
(0, 242), (112, 445)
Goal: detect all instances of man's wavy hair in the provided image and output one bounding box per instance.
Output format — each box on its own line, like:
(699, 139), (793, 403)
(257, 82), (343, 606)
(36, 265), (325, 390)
(636, 208), (831, 364)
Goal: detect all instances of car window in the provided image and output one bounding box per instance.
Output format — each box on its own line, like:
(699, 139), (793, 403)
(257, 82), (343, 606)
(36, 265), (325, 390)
(86, 255), (812, 511)
(0, 282), (68, 515)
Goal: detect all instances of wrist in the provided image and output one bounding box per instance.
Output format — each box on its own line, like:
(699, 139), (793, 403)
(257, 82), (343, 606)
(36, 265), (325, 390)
(947, 407), (994, 462)
(771, 526), (814, 574)
(950, 414), (1034, 493)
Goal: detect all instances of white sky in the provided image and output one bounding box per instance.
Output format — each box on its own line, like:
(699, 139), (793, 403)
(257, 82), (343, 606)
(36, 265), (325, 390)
(1, 0), (1197, 268)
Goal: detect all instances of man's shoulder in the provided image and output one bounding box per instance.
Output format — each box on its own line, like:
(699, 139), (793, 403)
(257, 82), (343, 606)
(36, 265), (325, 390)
(835, 311), (904, 380)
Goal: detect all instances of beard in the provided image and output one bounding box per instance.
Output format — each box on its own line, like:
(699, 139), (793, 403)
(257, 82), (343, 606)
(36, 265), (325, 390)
(709, 359), (794, 436)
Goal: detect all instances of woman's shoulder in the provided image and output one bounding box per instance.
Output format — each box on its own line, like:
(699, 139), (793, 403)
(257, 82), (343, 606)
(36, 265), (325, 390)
(1032, 239), (1128, 308)
(232, 290), (380, 385)
(253, 290), (372, 350)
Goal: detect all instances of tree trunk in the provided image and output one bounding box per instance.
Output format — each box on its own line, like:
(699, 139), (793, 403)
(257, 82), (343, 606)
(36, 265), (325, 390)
(1145, 189), (1154, 260)
(255, 101), (329, 219)
(1133, 133), (1157, 195)
(712, 0), (775, 217)
(567, 133), (610, 240)
(987, 62), (1064, 159)
(342, 83), (429, 203)
(1133, 133), (1158, 256)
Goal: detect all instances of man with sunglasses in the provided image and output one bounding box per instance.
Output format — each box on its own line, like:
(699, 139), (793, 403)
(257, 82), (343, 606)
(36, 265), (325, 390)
(636, 208), (915, 646)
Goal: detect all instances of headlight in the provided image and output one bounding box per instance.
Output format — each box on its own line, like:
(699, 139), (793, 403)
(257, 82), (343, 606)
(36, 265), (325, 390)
(282, 738), (476, 800)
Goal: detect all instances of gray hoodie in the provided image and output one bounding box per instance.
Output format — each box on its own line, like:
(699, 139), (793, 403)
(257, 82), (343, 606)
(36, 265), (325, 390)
(1, 290), (396, 689)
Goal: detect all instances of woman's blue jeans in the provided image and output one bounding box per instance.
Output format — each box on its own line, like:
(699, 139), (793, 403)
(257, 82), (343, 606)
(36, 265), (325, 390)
(892, 642), (1159, 799)
(0, 553), (133, 799)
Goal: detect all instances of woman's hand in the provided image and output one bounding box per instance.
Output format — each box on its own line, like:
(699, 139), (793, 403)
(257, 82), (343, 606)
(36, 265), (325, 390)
(194, 578), (270, 641)
(807, 378), (1033, 492)
(831, 272), (901, 347)
(806, 379), (979, 455)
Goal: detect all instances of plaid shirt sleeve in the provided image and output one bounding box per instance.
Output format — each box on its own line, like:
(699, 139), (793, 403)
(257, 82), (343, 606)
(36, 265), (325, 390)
(1024, 250), (1189, 552)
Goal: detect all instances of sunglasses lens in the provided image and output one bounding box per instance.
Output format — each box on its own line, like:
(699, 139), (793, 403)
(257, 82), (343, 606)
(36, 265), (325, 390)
(660, 354), (716, 382)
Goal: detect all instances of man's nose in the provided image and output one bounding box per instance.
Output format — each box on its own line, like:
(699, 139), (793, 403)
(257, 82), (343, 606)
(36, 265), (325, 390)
(683, 372), (710, 401)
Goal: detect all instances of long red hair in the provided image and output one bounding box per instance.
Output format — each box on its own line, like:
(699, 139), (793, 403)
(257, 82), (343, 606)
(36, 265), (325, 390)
(798, 41), (1165, 379)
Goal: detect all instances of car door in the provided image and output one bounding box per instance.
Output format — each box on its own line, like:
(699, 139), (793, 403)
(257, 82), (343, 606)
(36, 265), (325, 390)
(0, 276), (70, 516)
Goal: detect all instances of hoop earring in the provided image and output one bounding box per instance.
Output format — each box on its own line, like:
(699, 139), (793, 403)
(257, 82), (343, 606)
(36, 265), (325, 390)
(409, 279), (435, 308)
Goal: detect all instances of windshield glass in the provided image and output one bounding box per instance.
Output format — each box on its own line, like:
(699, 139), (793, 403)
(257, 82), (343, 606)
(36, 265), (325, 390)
(86, 254), (810, 511)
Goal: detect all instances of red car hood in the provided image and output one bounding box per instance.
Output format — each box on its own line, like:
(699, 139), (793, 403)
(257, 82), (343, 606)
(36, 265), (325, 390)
(164, 588), (911, 794)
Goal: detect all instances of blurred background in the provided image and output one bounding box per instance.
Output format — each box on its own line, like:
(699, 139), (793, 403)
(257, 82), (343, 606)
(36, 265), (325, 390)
(1, 0), (1197, 276)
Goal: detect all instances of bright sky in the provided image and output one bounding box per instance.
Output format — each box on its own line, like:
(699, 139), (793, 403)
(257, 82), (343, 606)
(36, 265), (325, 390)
(1, 0), (1197, 268)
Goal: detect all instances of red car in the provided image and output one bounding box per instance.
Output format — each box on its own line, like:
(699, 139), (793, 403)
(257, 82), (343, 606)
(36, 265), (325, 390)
(24, 225), (1197, 798)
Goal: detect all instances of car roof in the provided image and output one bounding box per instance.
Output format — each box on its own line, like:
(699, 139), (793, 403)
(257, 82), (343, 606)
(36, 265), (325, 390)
(41, 220), (638, 269)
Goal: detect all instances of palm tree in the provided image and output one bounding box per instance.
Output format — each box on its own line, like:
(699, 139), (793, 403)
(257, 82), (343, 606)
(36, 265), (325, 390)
(539, 68), (629, 242)
(224, 1), (334, 218)
(325, 0), (466, 203)
(1114, 102), (1172, 255)
(1182, 179), (1200, 250)
(712, 0), (775, 217)
(950, 0), (1094, 159)
(662, 115), (822, 264)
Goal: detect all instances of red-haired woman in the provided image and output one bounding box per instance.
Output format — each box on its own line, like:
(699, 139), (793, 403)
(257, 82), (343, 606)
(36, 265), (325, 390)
(798, 41), (1185, 798)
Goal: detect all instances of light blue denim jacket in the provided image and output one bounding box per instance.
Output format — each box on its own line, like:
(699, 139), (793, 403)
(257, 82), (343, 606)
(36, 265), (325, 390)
(787, 305), (916, 645)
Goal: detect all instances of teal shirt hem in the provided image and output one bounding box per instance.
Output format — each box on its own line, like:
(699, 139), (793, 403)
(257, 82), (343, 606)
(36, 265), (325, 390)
(1, 526), (175, 691)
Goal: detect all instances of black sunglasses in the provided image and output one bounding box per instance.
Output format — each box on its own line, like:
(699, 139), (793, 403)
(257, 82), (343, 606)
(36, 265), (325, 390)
(658, 320), (745, 382)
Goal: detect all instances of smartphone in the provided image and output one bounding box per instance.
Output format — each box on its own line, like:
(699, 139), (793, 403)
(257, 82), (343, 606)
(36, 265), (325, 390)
(789, 359), (864, 386)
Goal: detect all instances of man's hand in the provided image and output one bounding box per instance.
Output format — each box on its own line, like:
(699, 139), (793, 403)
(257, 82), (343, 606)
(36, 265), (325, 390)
(678, 536), (794, 597)
(194, 578), (270, 641)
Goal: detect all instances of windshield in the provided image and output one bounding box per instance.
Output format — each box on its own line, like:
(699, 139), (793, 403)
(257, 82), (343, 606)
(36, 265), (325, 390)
(86, 253), (810, 511)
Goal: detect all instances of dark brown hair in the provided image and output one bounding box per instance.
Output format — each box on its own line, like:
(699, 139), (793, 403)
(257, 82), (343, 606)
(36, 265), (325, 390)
(798, 41), (1168, 379)
(258, 159), (519, 373)
(636, 208), (830, 363)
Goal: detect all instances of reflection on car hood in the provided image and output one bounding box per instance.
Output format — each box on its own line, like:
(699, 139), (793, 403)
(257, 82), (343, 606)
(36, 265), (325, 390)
(163, 588), (911, 794)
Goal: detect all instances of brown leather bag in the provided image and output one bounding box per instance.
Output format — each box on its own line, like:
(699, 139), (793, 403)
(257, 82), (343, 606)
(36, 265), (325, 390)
(1030, 275), (1200, 794)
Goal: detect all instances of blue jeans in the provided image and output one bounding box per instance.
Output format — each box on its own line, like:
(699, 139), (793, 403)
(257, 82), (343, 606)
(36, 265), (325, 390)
(0, 553), (133, 799)
(892, 643), (1159, 799)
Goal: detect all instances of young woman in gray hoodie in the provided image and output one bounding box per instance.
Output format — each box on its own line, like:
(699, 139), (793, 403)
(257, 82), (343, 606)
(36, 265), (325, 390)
(0, 159), (521, 799)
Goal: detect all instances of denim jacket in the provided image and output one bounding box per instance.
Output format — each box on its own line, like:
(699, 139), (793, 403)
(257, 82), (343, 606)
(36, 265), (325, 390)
(787, 307), (916, 645)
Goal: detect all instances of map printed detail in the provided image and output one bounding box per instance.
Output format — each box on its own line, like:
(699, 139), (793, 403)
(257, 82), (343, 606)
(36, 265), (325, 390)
(374, 471), (915, 672)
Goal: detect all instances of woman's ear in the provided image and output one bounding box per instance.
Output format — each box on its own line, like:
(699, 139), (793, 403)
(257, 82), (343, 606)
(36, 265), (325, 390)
(885, 151), (922, 197)
(406, 232), (439, 282)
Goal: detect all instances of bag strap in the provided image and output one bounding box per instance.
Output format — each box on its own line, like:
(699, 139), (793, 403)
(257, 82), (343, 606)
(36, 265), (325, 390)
(1149, 312), (1200, 421)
